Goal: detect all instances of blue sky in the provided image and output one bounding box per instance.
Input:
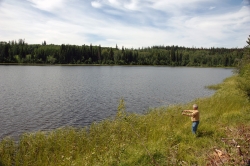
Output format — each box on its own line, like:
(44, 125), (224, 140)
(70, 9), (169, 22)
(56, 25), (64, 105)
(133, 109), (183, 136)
(0, 0), (249, 48)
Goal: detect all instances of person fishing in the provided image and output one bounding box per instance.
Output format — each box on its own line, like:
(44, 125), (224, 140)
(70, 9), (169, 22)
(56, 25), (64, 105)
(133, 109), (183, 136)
(182, 104), (200, 135)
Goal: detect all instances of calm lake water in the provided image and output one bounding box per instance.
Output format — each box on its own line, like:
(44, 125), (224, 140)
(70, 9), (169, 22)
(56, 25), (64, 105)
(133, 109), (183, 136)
(0, 66), (233, 139)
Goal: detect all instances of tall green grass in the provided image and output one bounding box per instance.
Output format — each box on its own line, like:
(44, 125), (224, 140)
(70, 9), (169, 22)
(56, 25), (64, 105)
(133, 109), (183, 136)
(1, 74), (250, 165)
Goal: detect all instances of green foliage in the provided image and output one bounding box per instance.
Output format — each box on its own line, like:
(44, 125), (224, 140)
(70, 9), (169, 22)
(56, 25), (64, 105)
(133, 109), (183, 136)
(0, 39), (244, 66)
(47, 55), (56, 64)
(116, 98), (126, 118)
(246, 35), (250, 45)
(205, 84), (222, 90)
(236, 43), (250, 97)
(0, 138), (15, 166)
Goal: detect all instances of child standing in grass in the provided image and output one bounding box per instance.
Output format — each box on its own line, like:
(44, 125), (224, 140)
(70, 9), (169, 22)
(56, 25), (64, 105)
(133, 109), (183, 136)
(182, 104), (200, 134)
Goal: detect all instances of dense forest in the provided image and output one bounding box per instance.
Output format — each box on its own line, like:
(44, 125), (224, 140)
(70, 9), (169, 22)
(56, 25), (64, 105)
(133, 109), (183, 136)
(0, 39), (244, 66)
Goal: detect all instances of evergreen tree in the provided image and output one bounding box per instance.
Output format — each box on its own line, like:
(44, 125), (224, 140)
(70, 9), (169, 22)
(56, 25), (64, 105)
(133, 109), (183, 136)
(247, 35), (250, 45)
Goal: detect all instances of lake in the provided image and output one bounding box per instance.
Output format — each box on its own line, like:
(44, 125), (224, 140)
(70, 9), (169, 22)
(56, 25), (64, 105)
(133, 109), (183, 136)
(0, 66), (233, 139)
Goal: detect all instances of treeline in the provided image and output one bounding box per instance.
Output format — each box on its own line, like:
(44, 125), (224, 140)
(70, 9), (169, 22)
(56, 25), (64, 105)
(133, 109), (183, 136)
(0, 39), (244, 66)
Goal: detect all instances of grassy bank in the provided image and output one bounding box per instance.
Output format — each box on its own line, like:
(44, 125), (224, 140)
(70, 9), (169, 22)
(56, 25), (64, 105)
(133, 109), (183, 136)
(1, 70), (250, 165)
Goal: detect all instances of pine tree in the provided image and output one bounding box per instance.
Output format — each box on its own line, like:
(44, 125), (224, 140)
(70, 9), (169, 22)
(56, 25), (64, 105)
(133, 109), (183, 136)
(247, 35), (250, 45)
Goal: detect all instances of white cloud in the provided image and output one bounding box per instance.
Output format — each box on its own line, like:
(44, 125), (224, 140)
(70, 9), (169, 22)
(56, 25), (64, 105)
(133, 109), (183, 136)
(91, 0), (146, 12)
(150, 0), (214, 11)
(124, 0), (139, 10)
(108, 0), (119, 5)
(91, 1), (102, 8)
(178, 5), (250, 47)
(209, 6), (215, 10)
(0, 0), (249, 48)
(27, 0), (66, 12)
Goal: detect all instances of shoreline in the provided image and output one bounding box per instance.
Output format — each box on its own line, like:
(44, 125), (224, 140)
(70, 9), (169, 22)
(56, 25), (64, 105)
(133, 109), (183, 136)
(0, 63), (235, 68)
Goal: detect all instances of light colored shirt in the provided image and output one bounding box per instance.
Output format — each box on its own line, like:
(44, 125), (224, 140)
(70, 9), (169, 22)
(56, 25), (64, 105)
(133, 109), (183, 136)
(183, 110), (199, 121)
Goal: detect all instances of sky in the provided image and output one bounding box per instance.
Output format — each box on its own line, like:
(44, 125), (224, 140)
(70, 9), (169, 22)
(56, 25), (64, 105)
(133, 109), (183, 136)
(0, 0), (249, 48)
